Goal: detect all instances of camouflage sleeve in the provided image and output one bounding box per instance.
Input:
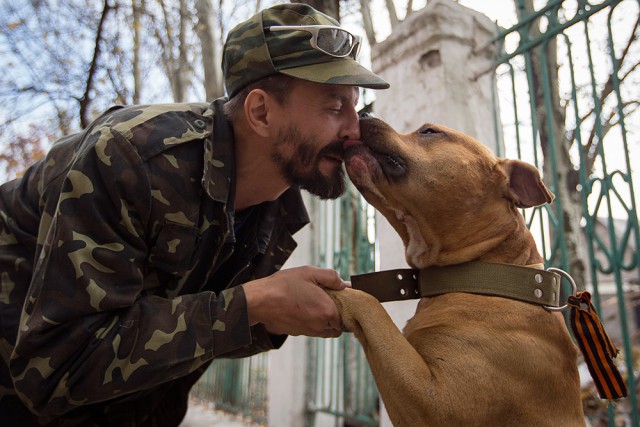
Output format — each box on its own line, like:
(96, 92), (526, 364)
(219, 324), (287, 359)
(9, 124), (253, 418)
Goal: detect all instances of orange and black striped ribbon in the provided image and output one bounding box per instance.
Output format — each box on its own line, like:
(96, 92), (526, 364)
(568, 291), (627, 400)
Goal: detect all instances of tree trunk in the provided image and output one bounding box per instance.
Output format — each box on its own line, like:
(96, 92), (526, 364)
(132, 0), (144, 104)
(359, 0), (377, 47)
(521, 0), (587, 288)
(195, 0), (223, 100)
(385, 0), (399, 30)
(154, 0), (177, 100)
(79, 0), (113, 128)
(173, 0), (189, 102)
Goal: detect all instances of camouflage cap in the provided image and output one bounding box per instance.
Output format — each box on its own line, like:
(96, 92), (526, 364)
(222, 3), (390, 98)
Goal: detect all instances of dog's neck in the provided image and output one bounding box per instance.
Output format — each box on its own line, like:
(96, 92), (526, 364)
(480, 210), (545, 263)
(401, 207), (543, 269)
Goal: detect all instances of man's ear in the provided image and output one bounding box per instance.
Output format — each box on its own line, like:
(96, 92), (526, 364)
(496, 159), (555, 208)
(244, 89), (273, 137)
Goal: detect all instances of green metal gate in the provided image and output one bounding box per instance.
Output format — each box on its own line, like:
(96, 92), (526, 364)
(307, 1), (639, 426)
(191, 2), (639, 425)
(489, 0), (640, 425)
(190, 354), (269, 424)
(306, 185), (379, 426)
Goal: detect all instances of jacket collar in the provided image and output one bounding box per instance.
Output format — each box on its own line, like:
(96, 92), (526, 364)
(202, 98), (310, 239)
(202, 98), (235, 205)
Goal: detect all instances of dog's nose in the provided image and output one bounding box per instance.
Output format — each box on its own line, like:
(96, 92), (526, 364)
(359, 111), (373, 119)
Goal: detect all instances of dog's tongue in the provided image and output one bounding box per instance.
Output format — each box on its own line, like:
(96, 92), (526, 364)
(343, 139), (364, 150)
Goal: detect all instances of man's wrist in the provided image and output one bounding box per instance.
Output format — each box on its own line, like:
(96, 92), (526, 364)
(243, 280), (268, 326)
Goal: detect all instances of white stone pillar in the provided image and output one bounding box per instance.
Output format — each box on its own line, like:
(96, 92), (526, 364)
(370, 1), (499, 426)
(371, 0), (500, 148)
(266, 335), (307, 426)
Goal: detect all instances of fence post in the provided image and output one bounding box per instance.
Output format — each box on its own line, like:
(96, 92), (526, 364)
(370, 1), (499, 425)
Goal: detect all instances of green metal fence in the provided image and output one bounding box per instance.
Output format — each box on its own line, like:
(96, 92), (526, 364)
(490, 0), (640, 425)
(190, 353), (269, 424)
(305, 185), (379, 426)
(307, 1), (640, 426)
(189, 2), (639, 426)
(189, 185), (379, 427)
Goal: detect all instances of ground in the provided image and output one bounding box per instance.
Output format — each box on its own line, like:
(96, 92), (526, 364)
(180, 398), (262, 427)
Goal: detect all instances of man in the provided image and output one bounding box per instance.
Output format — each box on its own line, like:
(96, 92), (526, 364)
(0, 3), (389, 425)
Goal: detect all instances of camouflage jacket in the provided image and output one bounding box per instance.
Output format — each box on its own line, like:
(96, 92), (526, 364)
(0, 99), (309, 424)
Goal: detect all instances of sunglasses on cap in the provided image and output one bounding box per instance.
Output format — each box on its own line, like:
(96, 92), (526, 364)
(264, 25), (362, 59)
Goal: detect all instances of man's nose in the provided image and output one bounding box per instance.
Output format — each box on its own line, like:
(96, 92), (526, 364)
(341, 108), (361, 140)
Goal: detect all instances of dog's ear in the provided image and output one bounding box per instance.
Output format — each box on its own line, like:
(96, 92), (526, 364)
(496, 159), (555, 208)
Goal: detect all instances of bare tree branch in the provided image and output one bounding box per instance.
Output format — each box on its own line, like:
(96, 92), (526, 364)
(105, 69), (129, 104)
(359, 0), (377, 47)
(406, 0), (414, 19)
(385, 0), (399, 29)
(153, 0), (178, 97)
(132, 0), (145, 104)
(582, 14), (639, 172)
(195, 0), (223, 100)
(174, 0), (189, 102)
(79, 0), (113, 128)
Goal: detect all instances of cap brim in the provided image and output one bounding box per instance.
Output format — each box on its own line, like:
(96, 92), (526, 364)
(277, 58), (390, 89)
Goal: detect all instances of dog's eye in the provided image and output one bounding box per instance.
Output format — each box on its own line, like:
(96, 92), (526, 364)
(419, 127), (438, 135)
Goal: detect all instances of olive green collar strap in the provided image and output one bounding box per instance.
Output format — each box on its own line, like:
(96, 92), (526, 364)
(350, 261), (563, 308)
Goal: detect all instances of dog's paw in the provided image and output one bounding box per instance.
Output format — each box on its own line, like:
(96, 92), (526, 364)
(325, 288), (379, 335)
(325, 289), (353, 331)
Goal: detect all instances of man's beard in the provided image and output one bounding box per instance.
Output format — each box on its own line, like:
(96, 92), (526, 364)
(272, 124), (347, 200)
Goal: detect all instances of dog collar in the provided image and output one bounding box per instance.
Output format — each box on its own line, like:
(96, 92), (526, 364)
(350, 261), (576, 310)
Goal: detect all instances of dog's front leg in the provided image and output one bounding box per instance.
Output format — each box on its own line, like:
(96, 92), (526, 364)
(327, 288), (433, 426)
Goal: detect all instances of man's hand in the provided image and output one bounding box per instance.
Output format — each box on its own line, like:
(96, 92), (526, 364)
(243, 266), (347, 338)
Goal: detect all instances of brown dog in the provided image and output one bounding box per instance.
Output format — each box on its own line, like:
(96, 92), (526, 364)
(330, 116), (585, 426)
